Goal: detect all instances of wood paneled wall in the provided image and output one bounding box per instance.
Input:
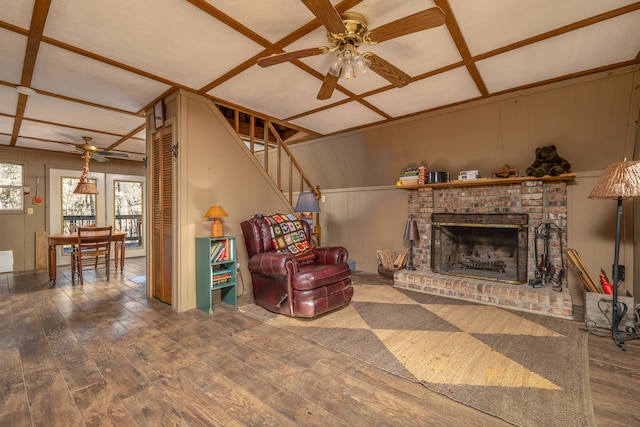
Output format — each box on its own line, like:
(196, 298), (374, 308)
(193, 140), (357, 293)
(293, 66), (640, 304)
(0, 146), (143, 272)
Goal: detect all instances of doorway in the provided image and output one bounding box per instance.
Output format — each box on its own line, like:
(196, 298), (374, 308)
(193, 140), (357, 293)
(49, 168), (146, 266)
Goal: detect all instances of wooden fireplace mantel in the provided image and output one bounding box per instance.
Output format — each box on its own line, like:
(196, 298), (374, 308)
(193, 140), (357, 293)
(398, 173), (576, 190)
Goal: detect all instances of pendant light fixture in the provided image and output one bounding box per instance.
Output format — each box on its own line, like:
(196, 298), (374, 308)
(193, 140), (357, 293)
(73, 153), (99, 195)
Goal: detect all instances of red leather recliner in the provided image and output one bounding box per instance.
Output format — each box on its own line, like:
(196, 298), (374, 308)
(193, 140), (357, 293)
(240, 215), (353, 318)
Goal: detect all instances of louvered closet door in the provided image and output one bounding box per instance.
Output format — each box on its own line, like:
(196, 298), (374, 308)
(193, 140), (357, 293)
(151, 124), (173, 304)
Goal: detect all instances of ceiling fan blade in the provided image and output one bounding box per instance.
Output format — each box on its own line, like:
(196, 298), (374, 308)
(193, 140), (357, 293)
(317, 73), (339, 100)
(367, 7), (446, 43)
(98, 151), (129, 158)
(366, 54), (412, 87)
(258, 47), (326, 67)
(300, 0), (346, 34)
(91, 153), (109, 163)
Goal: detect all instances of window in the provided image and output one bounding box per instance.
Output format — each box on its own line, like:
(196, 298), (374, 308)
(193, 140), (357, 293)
(0, 162), (24, 211)
(61, 176), (97, 232)
(114, 180), (144, 248)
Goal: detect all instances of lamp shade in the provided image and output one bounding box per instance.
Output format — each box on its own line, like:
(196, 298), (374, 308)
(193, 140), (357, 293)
(74, 154), (99, 194)
(73, 181), (99, 195)
(403, 216), (420, 241)
(589, 160), (640, 200)
(204, 206), (228, 219)
(294, 192), (321, 213)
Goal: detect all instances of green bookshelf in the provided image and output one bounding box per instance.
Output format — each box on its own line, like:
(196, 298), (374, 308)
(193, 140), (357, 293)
(196, 236), (237, 314)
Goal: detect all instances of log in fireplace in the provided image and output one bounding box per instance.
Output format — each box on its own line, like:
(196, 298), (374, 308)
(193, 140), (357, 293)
(431, 213), (528, 284)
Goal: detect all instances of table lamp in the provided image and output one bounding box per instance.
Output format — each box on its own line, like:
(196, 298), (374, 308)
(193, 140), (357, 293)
(294, 191), (320, 213)
(589, 159), (640, 350)
(204, 206), (228, 238)
(403, 215), (420, 270)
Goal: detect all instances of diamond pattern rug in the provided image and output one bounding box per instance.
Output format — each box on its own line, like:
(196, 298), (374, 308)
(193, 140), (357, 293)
(240, 283), (594, 427)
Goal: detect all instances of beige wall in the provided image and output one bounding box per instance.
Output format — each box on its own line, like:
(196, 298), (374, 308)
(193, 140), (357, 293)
(291, 65), (639, 189)
(0, 145), (143, 272)
(294, 65), (640, 304)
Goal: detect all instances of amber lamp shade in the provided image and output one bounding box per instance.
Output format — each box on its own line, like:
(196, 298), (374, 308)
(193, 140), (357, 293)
(73, 181), (99, 195)
(204, 206), (228, 238)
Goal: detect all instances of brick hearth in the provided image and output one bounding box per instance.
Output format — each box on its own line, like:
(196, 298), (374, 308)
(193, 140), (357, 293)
(395, 270), (573, 318)
(395, 176), (575, 319)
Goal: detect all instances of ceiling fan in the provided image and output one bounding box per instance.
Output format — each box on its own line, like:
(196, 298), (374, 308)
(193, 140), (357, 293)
(71, 137), (129, 194)
(72, 136), (129, 163)
(257, 0), (446, 100)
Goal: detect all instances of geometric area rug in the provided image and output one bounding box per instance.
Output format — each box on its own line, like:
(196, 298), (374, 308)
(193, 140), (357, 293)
(240, 283), (594, 427)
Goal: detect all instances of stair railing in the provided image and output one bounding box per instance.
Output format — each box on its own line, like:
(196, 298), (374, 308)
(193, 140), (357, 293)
(219, 104), (322, 244)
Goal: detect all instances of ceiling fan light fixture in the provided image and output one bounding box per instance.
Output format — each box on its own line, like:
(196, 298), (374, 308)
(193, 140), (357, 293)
(328, 45), (370, 80)
(328, 52), (344, 77)
(73, 152), (99, 194)
(354, 52), (371, 75)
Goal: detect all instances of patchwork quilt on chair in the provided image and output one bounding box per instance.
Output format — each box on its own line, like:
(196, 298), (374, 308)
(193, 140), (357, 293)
(263, 213), (315, 262)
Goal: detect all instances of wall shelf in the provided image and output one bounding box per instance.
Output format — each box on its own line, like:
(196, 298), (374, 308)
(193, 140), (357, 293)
(397, 173), (576, 190)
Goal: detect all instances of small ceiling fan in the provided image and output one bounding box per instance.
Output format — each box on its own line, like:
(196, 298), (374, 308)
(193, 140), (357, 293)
(257, 0), (446, 100)
(71, 137), (129, 194)
(73, 136), (129, 163)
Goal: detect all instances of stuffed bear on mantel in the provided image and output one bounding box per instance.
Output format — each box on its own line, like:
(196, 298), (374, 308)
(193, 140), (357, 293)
(525, 145), (571, 177)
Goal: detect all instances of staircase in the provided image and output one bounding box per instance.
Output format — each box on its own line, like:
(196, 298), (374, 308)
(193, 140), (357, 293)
(215, 103), (323, 244)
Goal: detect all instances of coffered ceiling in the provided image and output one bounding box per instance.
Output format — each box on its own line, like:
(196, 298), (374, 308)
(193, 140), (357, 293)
(1, 0), (639, 163)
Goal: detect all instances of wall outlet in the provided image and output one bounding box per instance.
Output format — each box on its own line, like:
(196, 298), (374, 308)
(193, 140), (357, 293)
(321, 195), (326, 202)
(27, 208), (34, 215)
(236, 263), (240, 270)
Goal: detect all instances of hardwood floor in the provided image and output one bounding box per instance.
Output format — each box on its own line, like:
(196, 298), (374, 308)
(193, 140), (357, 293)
(1, 260), (638, 426)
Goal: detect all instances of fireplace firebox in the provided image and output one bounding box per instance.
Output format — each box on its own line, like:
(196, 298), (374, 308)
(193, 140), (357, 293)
(431, 213), (528, 284)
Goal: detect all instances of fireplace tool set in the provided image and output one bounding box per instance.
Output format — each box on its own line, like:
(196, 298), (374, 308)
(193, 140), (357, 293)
(529, 223), (565, 291)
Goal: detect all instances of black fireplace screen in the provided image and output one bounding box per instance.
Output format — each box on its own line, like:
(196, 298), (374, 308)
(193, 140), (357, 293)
(431, 213), (528, 284)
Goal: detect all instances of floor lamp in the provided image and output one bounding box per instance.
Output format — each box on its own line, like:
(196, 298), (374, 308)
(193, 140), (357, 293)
(589, 159), (640, 351)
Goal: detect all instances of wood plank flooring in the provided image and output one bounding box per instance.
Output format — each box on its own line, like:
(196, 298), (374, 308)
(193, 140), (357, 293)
(1, 259), (639, 426)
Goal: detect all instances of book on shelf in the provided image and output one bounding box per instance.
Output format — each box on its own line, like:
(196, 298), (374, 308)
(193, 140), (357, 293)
(212, 275), (232, 284)
(212, 268), (232, 276)
(210, 240), (226, 262)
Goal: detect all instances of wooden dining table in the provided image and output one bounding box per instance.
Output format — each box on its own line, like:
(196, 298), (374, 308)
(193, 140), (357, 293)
(46, 231), (127, 284)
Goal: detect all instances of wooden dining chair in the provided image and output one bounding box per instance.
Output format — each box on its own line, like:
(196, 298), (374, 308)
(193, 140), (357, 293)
(71, 226), (112, 285)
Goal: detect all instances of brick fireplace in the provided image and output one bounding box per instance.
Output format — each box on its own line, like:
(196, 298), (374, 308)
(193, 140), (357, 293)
(394, 176), (575, 318)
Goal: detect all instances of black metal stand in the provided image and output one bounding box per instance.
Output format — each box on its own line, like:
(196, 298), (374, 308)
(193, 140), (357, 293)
(528, 223), (564, 290)
(610, 197), (639, 351)
(407, 240), (416, 270)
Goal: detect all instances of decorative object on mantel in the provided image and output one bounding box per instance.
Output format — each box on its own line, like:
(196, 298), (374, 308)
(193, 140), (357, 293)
(428, 171), (449, 183)
(457, 169), (479, 181)
(528, 223), (564, 291)
(492, 164), (518, 178)
(396, 172), (576, 189)
(403, 215), (420, 270)
(525, 144), (571, 177)
(398, 166), (420, 186)
(588, 158), (640, 350)
(376, 249), (406, 278)
(204, 205), (228, 238)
